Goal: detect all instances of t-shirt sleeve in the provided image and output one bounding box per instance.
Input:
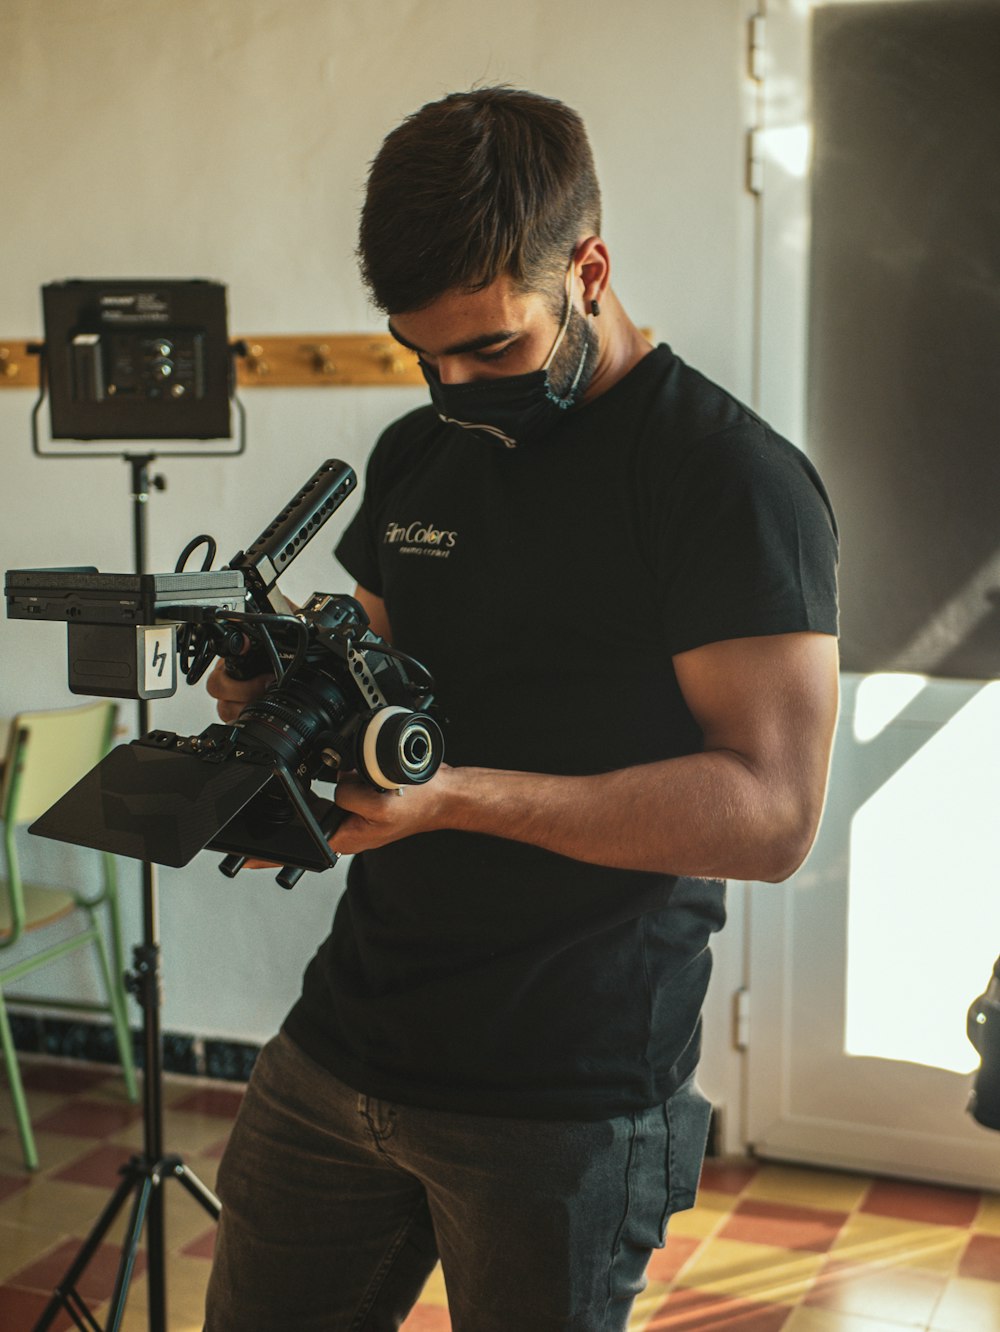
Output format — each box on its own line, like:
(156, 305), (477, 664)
(658, 424), (839, 656)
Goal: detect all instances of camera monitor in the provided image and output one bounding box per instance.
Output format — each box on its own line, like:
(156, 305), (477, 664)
(30, 739), (277, 868)
(41, 279), (232, 440)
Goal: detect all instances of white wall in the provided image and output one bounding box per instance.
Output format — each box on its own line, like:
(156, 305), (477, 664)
(0, 0), (754, 1127)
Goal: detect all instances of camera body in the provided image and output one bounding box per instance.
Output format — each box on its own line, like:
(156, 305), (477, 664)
(224, 589), (439, 791)
(4, 460), (444, 885)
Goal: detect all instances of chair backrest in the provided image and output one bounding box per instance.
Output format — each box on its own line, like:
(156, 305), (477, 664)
(1, 701), (118, 827)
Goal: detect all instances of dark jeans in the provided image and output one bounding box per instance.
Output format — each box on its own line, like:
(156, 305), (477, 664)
(204, 1030), (711, 1332)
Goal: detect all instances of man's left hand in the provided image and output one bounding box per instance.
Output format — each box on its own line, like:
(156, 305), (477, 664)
(330, 766), (454, 854)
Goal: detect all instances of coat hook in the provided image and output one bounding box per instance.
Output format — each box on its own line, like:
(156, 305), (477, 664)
(311, 343), (336, 376)
(246, 343), (270, 377)
(378, 347), (409, 377)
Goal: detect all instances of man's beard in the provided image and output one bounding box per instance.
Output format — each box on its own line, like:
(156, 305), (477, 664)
(548, 305), (600, 406)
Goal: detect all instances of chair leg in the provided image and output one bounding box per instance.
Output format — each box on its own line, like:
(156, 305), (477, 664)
(101, 865), (139, 1103)
(103, 853), (127, 997)
(0, 989), (39, 1170)
(92, 927), (138, 1104)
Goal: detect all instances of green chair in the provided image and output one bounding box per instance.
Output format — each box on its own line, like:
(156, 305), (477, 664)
(0, 700), (138, 1169)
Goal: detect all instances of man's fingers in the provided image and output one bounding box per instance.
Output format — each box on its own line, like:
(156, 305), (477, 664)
(204, 659), (275, 721)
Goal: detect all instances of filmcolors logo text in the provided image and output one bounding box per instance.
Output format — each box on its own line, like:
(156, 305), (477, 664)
(384, 520), (458, 557)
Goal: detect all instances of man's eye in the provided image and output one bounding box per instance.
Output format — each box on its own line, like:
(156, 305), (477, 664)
(476, 343), (515, 364)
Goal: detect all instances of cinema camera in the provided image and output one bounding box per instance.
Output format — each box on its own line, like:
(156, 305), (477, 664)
(4, 459), (443, 889)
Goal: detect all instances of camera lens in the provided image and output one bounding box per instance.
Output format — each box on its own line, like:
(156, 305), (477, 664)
(401, 727), (431, 771)
(236, 667), (351, 771)
(361, 706), (443, 789)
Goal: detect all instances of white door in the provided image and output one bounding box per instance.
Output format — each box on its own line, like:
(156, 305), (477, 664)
(745, 0), (1000, 1189)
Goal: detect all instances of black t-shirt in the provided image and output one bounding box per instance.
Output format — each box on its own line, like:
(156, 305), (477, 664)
(283, 344), (839, 1120)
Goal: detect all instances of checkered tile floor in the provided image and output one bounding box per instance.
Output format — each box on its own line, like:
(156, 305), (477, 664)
(2, 1057), (1000, 1330)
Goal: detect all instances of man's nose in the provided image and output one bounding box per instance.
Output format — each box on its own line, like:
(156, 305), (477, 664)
(435, 357), (476, 385)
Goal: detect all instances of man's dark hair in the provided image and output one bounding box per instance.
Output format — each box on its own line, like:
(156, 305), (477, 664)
(358, 87), (602, 314)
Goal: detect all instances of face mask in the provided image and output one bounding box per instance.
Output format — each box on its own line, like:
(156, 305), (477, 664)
(420, 270), (596, 449)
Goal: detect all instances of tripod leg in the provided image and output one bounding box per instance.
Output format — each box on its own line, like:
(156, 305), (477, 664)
(105, 1170), (155, 1332)
(146, 1180), (167, 1332)
(63, 1287), (102, 1332)
(107, 1159), (220, 1331)
(31, 1163), (140, 1332)
(172, 1158), (223, 1219)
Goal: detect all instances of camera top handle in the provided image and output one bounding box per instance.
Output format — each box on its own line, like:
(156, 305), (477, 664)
(175, 459), (358, 686)
(228, 459), (357, 615)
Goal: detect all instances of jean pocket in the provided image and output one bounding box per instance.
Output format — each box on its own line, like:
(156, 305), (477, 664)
(617, 1078), (712, 1259)
(662, 1075), (713, 1227)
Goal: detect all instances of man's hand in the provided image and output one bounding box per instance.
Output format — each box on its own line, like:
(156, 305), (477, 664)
(205, 658), (274, 723)
(330, 768), (453, 855)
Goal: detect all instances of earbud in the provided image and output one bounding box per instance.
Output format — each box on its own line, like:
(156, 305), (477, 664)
(590, 298), (601, 317)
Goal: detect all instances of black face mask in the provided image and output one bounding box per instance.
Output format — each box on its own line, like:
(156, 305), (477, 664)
(420, 286), (598, 450)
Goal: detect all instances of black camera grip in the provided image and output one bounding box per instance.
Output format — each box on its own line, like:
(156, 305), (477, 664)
(223, 643), (275, 682)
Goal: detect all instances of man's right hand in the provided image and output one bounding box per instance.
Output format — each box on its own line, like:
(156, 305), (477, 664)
(205, 658), (275, 723)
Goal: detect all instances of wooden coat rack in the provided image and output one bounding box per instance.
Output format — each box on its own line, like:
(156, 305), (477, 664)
(0, 334), (424, 390)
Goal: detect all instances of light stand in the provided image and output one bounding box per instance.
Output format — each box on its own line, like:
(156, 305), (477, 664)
(33, 457), (222, 1332)
(25, 286), (245, 1330)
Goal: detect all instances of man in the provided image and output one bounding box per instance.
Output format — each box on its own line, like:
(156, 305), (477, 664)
(205, 88), (839, 1331)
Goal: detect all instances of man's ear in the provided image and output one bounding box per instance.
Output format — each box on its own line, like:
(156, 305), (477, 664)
(573, 236), (610, 312)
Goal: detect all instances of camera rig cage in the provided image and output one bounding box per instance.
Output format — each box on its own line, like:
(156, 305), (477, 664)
(4, 459), (444, 889)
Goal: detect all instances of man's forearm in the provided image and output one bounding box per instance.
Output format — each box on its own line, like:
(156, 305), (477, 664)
(434, 753), (816, 883)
